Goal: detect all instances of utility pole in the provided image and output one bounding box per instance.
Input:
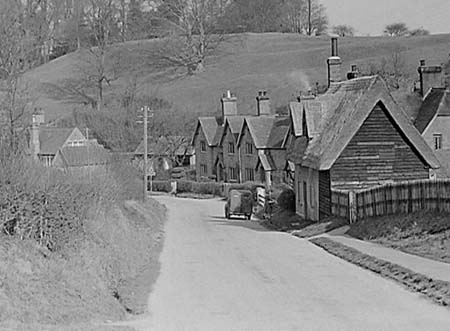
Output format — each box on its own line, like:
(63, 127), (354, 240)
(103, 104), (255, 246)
(143, 106), (148, 202)
(308, 0), (312, 36)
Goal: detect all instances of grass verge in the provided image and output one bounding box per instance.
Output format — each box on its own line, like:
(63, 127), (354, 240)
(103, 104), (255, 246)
(347, 212), (450, 263)
(310, 237), (450, 307)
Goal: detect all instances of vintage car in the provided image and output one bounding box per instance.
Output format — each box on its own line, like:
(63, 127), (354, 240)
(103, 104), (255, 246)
(225, 189), (253, 220)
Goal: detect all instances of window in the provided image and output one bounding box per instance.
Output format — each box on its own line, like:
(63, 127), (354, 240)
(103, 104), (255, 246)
(434, 134), (442, 150)
(245, 143), (253, 155)
(229, 167), (237, 180)
(228, 142), (235, 154)
(200, 164), (207, 176)
(245, 168), (254, 181)
(200, 140), (206, 152)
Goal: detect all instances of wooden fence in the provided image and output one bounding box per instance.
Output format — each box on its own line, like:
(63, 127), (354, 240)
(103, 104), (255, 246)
(331, 179), (450, 223)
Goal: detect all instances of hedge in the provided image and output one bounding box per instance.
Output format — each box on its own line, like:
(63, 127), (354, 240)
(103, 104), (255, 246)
(150, 180), (264, 198)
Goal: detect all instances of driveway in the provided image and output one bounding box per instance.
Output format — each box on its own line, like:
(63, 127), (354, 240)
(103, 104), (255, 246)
(125, 196), (450, 331)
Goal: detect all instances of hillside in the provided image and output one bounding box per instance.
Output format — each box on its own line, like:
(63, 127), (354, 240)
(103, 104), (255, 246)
(26, 33), (450, 134)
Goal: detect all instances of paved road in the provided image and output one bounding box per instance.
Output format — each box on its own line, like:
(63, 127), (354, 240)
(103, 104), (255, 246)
(127, 196), (450, 331)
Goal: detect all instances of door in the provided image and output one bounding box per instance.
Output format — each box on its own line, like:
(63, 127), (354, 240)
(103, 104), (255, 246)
(303, 181), (308, 220)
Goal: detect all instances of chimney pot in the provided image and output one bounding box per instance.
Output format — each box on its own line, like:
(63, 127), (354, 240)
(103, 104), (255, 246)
(420, 59), (426, 66)
(256, 91), (270, 116)
(331, 37), (338, 57)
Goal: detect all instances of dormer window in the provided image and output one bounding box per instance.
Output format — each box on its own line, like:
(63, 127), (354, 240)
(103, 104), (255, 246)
(228, 142), (235, 154)
(245, 143), (253, 154)
(434, 134), (442, 150)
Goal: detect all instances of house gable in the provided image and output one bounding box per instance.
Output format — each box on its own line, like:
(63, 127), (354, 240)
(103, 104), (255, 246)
(63, 128), (86, 147)
(331, 102), (430, 189)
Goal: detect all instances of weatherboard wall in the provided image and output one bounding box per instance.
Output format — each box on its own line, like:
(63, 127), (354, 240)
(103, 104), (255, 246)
(330, 103), (430, 189)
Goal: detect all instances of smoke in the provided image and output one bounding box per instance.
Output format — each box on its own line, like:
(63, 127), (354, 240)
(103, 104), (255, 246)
(289, 70), (311, 91)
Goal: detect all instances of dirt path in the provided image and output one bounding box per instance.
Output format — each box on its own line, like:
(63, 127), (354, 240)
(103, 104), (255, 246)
(124, 196), (450, 331)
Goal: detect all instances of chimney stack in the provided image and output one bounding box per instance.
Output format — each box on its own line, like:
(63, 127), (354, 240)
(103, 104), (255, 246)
(417, 59), (444, 97)
(221, 90), (237, 119)
(30, 112), (43, 160)
(347, 64), (359, 80)
(297, 90), (315, 102)
(256, 90), (271, 116)
(327, 37), (342, 87)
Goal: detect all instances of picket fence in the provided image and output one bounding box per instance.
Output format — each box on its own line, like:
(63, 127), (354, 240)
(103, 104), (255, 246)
(331, 179), (450, 223)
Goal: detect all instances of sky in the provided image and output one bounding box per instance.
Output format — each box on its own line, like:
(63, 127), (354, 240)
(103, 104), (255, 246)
(321, 0), (450, 36)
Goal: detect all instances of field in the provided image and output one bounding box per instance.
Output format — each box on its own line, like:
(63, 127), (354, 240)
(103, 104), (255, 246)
(26, 33), (450, 135)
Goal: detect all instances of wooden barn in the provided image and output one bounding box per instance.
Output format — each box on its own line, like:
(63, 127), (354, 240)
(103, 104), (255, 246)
(294, 75), (440, 221)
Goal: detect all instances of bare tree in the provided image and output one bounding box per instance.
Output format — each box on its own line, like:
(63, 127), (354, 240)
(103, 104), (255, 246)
(384, 22), (409, 37)
(83, 0), (119, 111)
(0, 1), (34, 152)
(332, 24), (355, 37)
(155, 0), (226, 74)
(280, 0), (328, 35)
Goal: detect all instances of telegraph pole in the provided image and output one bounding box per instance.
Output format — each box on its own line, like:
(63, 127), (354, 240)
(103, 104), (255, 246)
(143, 106), (149, 202)
(308, 0), (312, 36)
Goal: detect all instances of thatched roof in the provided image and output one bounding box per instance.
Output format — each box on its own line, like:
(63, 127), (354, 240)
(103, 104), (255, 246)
(300, 75), (440, 170)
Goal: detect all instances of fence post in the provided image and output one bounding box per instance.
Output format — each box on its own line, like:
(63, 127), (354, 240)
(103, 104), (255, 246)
(348, 191), (357, 224)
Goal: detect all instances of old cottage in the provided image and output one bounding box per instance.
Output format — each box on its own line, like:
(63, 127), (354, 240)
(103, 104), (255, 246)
(294, 75), (440, 221)
(237, 116), (290, 185)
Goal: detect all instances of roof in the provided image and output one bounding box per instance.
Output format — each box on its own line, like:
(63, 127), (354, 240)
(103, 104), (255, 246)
(257, 154), (276, 171)
(301, 75), (440, 170)
(57, 145), (110, 167)
(135, 136), (193, 156)
(192, 117), (219, 146)
(415, 88), (450, 133)
(434, 150), (450, 178)
(240, 116), (289, 149)
(39, 128), (76, 155)
(219, 116), (246, 145)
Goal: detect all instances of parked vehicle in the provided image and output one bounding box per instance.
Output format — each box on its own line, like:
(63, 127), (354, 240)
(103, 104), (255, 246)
(225, 189), (253, 220)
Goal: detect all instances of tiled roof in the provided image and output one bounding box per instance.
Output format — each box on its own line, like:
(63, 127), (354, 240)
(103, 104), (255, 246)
(194, 117), (219, 146)
(243, 116), (289, 149)
(301, 75), (440, 170)
(415, 88), (449, 133)
(219, 116), (246, 146)
(39, 128), (75, 155)
(58, 145), (110, 167)
(257, 154), (276, 171)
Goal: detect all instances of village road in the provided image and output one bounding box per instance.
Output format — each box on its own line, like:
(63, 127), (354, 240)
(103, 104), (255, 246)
(126, 196), (450, 331)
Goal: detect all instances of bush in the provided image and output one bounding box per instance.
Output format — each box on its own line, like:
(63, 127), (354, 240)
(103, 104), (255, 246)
(150, 180), (264, 199)
(277, 188), (296, 212)
(0, 153), (142, 251)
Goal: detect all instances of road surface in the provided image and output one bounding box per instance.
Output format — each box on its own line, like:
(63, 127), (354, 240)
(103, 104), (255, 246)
(126, 196), (450, 331)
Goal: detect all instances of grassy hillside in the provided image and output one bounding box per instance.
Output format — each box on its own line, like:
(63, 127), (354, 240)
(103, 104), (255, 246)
(26, 33), (450, 134)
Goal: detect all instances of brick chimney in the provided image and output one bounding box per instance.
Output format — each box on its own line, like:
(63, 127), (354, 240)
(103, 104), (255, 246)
(327, 37), (342, 87)
(347, 64), (359, 80)
(221, 90), (237, 119)
(418, 59), (444, 97)
(30, 112), (43, 159)
(256, 90), (270, 116)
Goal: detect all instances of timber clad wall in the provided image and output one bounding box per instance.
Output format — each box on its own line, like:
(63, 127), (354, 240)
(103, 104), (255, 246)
(331, 104), (429, 188)
(194, 129), (215, 180)
(319, 171), (331, 219)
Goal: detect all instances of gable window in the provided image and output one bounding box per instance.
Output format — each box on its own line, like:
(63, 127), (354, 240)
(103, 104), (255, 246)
(228, 142), (235, 154)
(245, 168), (254, 182)
(229, 167), (237, 180)
(200, 164), (207, 176)
(434, 134), (442, 150)
(200, 140), (206, 152)
(245, 143), (253, 155)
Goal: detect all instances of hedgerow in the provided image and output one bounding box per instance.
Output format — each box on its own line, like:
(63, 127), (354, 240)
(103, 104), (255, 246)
(0, 153), (141, 252)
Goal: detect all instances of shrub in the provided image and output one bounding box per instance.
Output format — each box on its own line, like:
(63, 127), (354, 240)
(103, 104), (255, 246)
(277, 188), (296, 212)
(0, 153), (141, 251)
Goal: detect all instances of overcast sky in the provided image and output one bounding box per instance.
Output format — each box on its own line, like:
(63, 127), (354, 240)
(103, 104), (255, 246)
(321, 0), (450, 36)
